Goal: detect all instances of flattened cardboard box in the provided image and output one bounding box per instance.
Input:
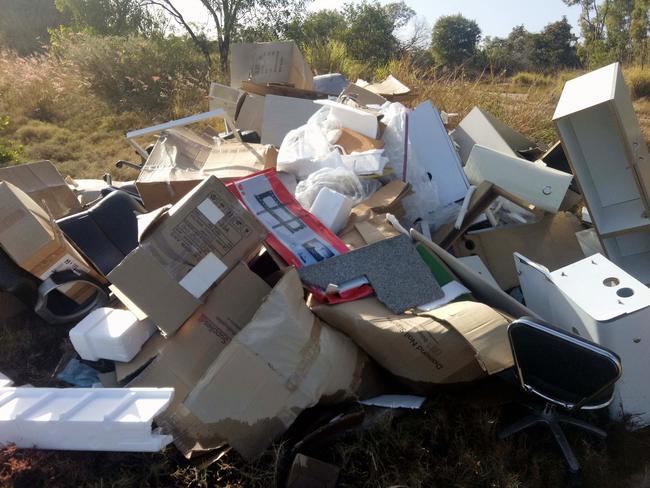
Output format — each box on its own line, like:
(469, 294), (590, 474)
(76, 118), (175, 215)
(0, 181), (103, 303)
(0, 160), (81, 219)
(108, 176), (266, 335)
(136, 127), (277, 210)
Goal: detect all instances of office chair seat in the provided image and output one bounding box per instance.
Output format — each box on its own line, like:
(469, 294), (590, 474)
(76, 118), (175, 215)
(499, 317), (622, 474)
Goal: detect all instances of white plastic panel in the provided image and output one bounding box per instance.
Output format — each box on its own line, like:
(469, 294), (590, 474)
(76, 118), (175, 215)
(0, 387), (173, 451)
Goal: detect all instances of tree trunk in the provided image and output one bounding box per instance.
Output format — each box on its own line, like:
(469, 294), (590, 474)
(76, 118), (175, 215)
(219, 36), (230, 77)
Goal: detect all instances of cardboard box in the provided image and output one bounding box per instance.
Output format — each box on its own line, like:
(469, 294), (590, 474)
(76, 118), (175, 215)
(182, 269), (374, 459)
(121, 263), (271, 452)
(336, 127), (385, 154)
(453, 212), (585, 290)
(230, 41), (313, 90)
(312, 298), (513, 393)
(0, 161), (81, 219)
(136, 127), (277, 210)
(0, 181), (103, 303)
(108, 176), (266, 335)
(128, 268), (376, 459)
(515, 252), (650, 427)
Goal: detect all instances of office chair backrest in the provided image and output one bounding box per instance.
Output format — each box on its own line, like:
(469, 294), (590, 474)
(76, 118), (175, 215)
(509, 317), (622, 410)
(56, 190), (146, 275)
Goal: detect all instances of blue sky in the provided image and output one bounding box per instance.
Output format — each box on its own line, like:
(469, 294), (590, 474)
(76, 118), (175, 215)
(178, 0), (583, 40)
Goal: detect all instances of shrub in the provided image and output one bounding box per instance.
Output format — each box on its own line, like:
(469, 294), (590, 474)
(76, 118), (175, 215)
(0, 116), (23, 165)
(512, 71), (553, 87)
(625, 66), (650, 100)
(50, 31), (210, 117)
(302, 40), (371, 80)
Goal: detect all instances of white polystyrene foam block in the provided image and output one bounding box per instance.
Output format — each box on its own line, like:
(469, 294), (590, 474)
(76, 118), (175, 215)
(309, 187), (353, 234)
(0, 387), (173, 451)
(69, 308), (157, 362)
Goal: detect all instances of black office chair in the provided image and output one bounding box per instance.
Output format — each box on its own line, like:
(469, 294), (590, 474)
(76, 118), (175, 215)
(499, 317), (622, 473)
(56, 189), (146, 276)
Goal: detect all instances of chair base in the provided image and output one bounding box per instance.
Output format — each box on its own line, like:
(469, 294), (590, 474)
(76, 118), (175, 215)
(499, 403), (607, 473)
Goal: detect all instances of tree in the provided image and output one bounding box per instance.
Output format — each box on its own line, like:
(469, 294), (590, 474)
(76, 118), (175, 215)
(283, 9), (346, 47)
(630, 0), (650, 66)
(0, 0), (67, 54)
(431, 14), (481, 68)
(55, 0), (163, 36)
(531, 17), (580, 70)
(340, 1), (415, 65)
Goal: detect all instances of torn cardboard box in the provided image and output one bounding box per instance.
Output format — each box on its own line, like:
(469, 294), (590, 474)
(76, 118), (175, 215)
(109, 176), (266, 335)
(0, 181), (104, 304)
(123, 263), (271, 454)
(168, 269), (377, 459)
(230, 41), (314, 91)
(136, 127), (277, 210)
(0, 160), (81, 219)
(312, 298), (513, 394)
(452, 212), (585, 290)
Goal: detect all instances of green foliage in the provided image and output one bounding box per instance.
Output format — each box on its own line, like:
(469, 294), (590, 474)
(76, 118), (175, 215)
(55, 0), (165, 36)
(0, 0), (67, 55)
(625, 65), (650, 98)
(50, 31), (209, 116)
(302, 40), (371, 78)
(431, 14), (481, 68)
(0, 116), (22, 165)
(485, 19), (579, 74)
(340, 1), (414, 66)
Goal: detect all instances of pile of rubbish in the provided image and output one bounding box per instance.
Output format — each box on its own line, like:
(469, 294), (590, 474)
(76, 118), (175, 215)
(1, 40), (649, 483)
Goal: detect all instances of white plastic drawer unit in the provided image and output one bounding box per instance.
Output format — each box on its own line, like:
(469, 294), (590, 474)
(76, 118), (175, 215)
(515, 253), (650, 428)
(0, 387), (174, 451)
(553, 62), (650, 284)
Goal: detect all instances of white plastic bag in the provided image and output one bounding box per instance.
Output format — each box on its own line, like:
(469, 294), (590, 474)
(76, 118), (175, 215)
(295, 167), (371, 210)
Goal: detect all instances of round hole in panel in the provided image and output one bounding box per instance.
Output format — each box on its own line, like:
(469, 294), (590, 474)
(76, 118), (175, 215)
(617, 287), (634, 298)
(465, 240), (475, 251)
(603, 277), (620, 287)
(542, 186), (552, 195)
(571, 327), (581, 336)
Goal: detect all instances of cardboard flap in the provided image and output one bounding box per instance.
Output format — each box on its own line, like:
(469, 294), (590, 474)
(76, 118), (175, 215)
(136, 207), (169, 242)
(418, 301), (513, 375)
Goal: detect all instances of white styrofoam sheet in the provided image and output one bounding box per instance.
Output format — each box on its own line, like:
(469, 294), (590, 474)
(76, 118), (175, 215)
(0, 387), (174, 451)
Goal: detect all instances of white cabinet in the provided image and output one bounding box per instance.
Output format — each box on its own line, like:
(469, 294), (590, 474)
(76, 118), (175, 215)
(553, 63), (650, 284)
(515, 252), (650, 427)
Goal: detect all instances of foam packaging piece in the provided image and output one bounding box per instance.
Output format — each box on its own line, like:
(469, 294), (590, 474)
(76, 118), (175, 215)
(0, 373), (12, 387)
(69, 308), (157, 362)
(0, 387), (173, 451)
(299, 234), (443, 313)
(309, 187), (354, 234)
